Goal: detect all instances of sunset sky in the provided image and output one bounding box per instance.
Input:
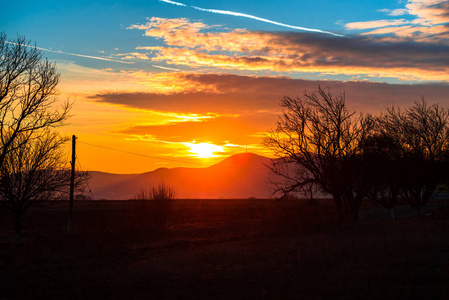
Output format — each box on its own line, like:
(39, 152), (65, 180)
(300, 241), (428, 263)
(2, 0), (449, 173)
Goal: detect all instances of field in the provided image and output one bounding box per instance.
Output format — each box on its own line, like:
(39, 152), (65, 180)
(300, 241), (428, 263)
(1, 199), (448, 299)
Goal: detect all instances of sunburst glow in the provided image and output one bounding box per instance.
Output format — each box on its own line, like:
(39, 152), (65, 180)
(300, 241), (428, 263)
(185, 142), (224, 158)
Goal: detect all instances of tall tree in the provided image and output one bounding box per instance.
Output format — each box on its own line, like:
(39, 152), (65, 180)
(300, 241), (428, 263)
(0, 32), (70, 168)
(0, 33), (85, 244)
(264, 86), (372, 221)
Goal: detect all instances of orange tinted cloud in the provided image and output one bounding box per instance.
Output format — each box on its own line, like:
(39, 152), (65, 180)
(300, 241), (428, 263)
(128, 17), (449, 82)
(407, 0), (449, 24)
(130, 17), (271, 52)
(346, 0), (449, 43)
(345, 19), (410, 30)
(128, 17), (211, 42)
(148, 45), (449, 81)
(116, 113), (276, 145)
(90, 73), (449, 115)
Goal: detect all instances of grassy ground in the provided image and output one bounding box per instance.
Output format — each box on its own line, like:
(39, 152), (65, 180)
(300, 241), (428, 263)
(0, 199), (448, 299)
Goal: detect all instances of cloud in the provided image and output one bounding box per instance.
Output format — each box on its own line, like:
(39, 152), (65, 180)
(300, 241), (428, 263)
(378, 8), (409, 16)
(407, 0), (449, 24)
(88, 73), (449, 149)
(116, 113), (276, 146)
(89, 72), (449, 115)
(158, 0), (343, 37)
(127, 17), (210, 41)
(5, 41), (133, 64)
(159, 0), (186, 7)
(346, 0), (449, 43)
(361, 24), (449, 42)
(128, 18), (449, 81)
(116, 52), (150, 60)
(345, 19), (410, 30)
(150, 65), (182, 71)
(189, 6), (344, 37)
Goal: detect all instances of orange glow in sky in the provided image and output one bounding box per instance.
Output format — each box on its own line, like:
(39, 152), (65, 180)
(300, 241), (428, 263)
(184, 142), (224, 158)
(7, 0), (448, 174)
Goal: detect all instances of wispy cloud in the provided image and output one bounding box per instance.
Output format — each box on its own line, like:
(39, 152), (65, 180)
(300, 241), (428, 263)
(190, 6), (345, 37)
(378, 8), (409, 16)
(345, 19), (410, 30)
(151, 64), (181, 71)
(11, 41), (180, 71)
(117, 113), (271, 146)
(159, 0), (186, 7)
(158, 0), (344, 37)
(6, 41), (134, 64)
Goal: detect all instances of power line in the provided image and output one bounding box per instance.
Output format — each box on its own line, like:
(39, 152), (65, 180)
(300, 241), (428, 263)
(77, 140), (268, 170)
(75, 154), (95, 200)
(78, 140), (210, 167)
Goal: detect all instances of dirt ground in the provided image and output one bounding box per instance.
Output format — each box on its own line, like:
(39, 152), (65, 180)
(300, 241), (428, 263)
(0, 199), (448, 300)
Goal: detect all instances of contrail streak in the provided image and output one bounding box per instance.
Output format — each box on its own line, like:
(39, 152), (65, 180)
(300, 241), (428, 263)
(159, 0), (344, 37)
(6, 41), (134, 64)
(6, 41), (182, 71)
(159, 0), (186, 7)
(151, 64), (181, 71)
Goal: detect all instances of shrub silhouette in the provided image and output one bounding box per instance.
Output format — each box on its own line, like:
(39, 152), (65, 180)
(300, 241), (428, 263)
(130, 183), (175, 231)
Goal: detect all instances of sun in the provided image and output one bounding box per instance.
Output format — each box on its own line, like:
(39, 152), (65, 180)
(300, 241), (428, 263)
(185, 142), (224, 158)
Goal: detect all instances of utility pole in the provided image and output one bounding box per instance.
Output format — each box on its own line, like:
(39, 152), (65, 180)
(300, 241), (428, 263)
(67, 135), (76, 235)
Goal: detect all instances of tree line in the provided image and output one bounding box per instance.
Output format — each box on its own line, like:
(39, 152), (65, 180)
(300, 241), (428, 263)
(264, 86), (449, 221)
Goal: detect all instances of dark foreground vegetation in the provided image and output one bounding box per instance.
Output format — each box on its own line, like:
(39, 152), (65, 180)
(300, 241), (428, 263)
(265, 87), (449, 222)
(1, 199), (448, 300)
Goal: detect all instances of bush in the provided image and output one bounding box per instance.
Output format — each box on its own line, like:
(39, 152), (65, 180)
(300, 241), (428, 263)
(129, 183), (175, 231)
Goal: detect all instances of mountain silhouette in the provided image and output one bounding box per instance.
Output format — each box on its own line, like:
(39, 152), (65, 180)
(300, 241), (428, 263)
(88, 153), (275, 199)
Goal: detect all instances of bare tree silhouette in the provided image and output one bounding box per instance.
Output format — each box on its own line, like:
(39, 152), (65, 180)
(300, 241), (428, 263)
(378, 98), (449, 211)
(0, 33), (84, 244)
(361, 133), (403, 219)
(0, 132), (89, 244)
(0, 32), (70, 169)
(264, 86), (372, 221)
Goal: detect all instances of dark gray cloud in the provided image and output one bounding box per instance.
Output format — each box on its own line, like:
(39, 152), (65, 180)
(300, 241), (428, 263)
(89, 73), (449, 114)
(264, 31), (449, 70)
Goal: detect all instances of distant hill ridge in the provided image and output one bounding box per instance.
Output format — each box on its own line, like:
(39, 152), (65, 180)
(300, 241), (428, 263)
(88, 153), (274, 200)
